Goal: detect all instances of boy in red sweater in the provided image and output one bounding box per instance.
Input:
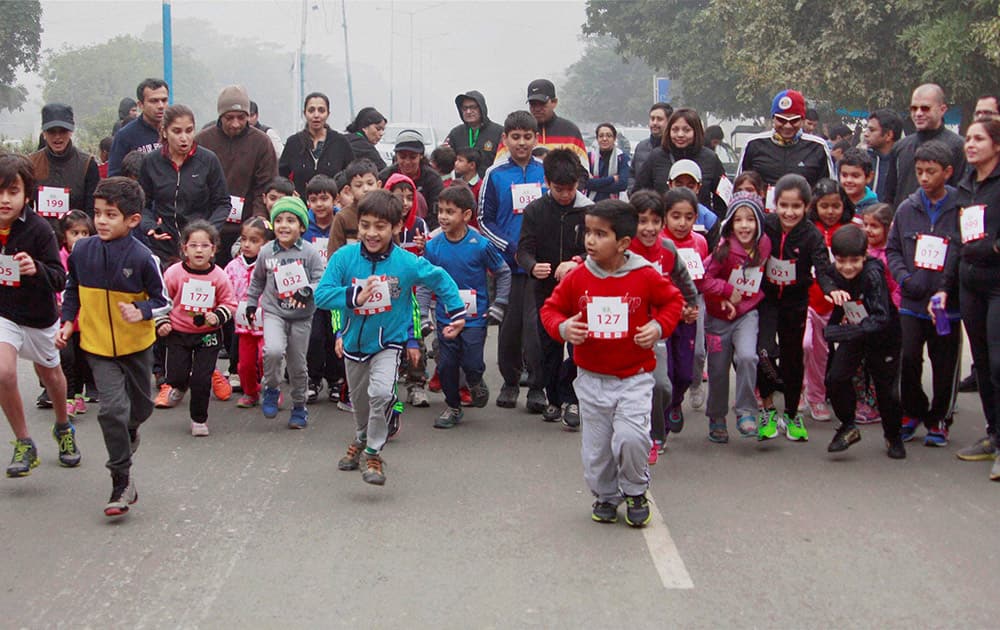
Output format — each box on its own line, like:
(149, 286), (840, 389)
(541, 200), (682, 527)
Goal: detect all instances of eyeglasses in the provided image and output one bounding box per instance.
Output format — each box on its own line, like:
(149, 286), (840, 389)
(461, 105), (479, 112)
(909, 105), (933, 113)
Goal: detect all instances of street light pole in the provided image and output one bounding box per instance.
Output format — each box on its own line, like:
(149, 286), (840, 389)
(162, 0), (173, 103)
(341, 0), (355, 118)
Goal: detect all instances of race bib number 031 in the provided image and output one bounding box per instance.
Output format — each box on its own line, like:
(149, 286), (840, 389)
(352, 275), (392, 315)
(586, 296), (629, 339)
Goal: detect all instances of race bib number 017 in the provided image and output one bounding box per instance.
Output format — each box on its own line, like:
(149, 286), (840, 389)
(0, 254), (20, 287)
(914, 234), (948, 271)
(586, 296), (629, 339)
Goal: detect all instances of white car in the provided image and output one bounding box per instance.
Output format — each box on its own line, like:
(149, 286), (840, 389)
(375, 122), (438, 164)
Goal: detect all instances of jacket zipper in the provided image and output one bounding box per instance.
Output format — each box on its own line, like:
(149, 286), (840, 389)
(103, 245), (118, 356)
(354, 257), (378, 356)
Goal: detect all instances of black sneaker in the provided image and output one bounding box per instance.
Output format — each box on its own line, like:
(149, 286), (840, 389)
(387, 409), (401, 439)
(328, 381), (341, 403)
(526, 389), (546, 414)
(496, 385), (518, 408)
(958, 372), (978, 393)
(35, 390), (52, 409)
(624, 494), (652, 528)
(129, 426), (141, 454)
(362, 453), (386, 485)
(541, 404), (561, 422)
(827, 424), (861, 453)
(104, 472), (137, 517)
(338, 441), (366, 471)
(6, 438), (39, 477)
(886, 437), (907, 460)
(306, 380), (321, 404)
(469, 380), (489, 408)
(561, 403), (581, 430)
(591, 501), (618, 523)
(52, 423), (81, 467)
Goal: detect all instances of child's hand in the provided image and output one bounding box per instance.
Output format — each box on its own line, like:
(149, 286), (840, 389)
(156, 322), (172, 336)
(720, 300), (737, 320)
(147, 218), (173, 241)
(554, 261), (578, 281)
(928, 291), (948, 323)
(413, 230), (425, 253)
(531, 262), (552, 279)
(633, 320), (660, 349)
(118, 301), (143, 323)
(682, 303), (699, 324)
(562, 312), (588, 345)
(55, 321), (74, 349)
(825, 289), (851, 306)
(204, 311), (219, 327)
(355, 275), (380, 306)
(335, 336), (344, 358)
(729, 287), (743, 305)
(12, 252), (36, 276)
(441, 318), (465, 339)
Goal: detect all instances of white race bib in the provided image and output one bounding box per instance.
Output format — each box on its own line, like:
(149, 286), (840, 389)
(843, 300), (868, 325)
(586, 296), (629, 339)
(180, 278), (215, 313)
(0, 254), (20, 287)
(765, 185), (776, 212)
(234, 300), (263, 332)
(312, 237), (329, 259)
(960, 205), (986, 243)
(716, 175), (734, 205)
(766, 256), (796, 286)
(914, 234), (948, 271)
(352, 275), (392, 315)
(728, 266), (763, 296)
(459, 289), (478, 317)
(275, 260), (308, 298)
(227, 196), (245, 223)
(37, 186), (70, 218)
(510, 182), (542, 214)
(678, 248), (705, 280)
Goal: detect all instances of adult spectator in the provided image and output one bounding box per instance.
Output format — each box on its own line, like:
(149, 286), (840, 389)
(249, 100), (284, 158)
(29, 103), (99, 215)
(378, 129), (443, 229)
(704, 125), (724, 149)
(495, 79), (587, 168)
(195, 85), (278, 267)
(586, 123), (629, 201)
(635, 107), (726, 213)
(629, 102), (672, 191)
(975, 95), (999, 122)
(111, 97), (137, 136)
(950, 118), (1000, 475)
(736, 89), (833, 186)
(828, 124), (853, 145)
(864, 108), (903, 202)
(804, 108), (821, 136)
(444, 91), (503, 176)
(139, 104), (230, 265)
(886, 83), (967, 207)
(279, 92), (354, 198)
(345, 107), (388, 171)
(108, 78), (169, 177)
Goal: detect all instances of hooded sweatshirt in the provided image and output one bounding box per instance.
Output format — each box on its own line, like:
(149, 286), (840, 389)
(697, 198), (772, 320)
(445, 91), (504, 177)
(515, 189), (591, 302)
(384, 172), (429, 253)
(808, 193), (855, 314)
(540, 251), (683, 378)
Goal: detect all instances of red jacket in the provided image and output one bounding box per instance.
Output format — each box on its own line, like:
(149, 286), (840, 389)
(661, 230), (709, 261)
(540, 253), (683, 378)
(808, 220), (845, 314)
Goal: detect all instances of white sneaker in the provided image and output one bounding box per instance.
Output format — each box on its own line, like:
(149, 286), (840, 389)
(689, 384), (705, 410)
(808, 400), (832, 422)
(166, 388), (186, 408)
(190, 421), (210, 437)
(408, 386), (429, 408)
(228, 373), (241, 389)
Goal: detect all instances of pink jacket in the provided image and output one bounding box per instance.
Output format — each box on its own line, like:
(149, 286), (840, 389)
(224, 254), (263, 336)
(868, 245), (901, 308)
(697, 235), (771, 321)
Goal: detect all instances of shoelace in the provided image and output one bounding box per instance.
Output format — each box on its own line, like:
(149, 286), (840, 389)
(10, 441), (31, 462)
(789, 415), (805, 429)
(367, 457), (383, 473)
(56, 430), (75, 453)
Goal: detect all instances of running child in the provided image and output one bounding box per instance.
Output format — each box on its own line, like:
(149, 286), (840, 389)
(226, 217), (271, 407)
(55, 210), (97, 417)
(329, 159), (381, 253)
(155, 220), (237, 436)
(540, 199), (683, 527)
(304, 174), (340, 403)
(697, 192), (771, 442)
(316, 189), (467, 485)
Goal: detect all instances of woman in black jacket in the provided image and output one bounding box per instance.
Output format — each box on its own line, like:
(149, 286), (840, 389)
(345, 107), (387, 171)
(636, 108), (726, 214)
(139, 104), (230, 265)
(279, 92), (355, 197)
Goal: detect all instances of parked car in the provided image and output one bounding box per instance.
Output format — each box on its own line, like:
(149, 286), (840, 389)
(375, 122), (438, 164)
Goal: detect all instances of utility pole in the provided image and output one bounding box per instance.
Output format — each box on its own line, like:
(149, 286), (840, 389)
(162, 0), (173, 103)
(341, 0), (355, 118)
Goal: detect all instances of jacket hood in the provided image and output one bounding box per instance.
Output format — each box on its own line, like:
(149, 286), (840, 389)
(454, 90), (489, 124)
(903, 184), (960, 215)
(584, 249), (651, 279)
(384, 172), (419, 231)
(118, 97), (136, 120)
(718, 192), (766, 247)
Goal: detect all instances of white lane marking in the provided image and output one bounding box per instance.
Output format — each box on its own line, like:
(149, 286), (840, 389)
(643, 497), (694, 589)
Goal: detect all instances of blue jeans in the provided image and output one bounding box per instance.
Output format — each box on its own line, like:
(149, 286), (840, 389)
(437, 324), (487, 409)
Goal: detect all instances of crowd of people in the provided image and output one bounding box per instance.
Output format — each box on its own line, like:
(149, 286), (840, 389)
(2, 75), (999, 528)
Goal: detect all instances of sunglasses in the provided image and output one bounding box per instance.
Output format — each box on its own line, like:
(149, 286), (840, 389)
(774, 116), (801, 125)
(909, 105), (934, 113)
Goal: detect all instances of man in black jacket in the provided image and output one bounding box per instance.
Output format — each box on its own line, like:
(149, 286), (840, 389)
(629, 102), (672, 192)
(445, 91), (503, 177)
(108, 79), (169, 177)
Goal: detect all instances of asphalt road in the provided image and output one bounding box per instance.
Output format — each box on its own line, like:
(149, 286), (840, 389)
(2, 343), (996, 629)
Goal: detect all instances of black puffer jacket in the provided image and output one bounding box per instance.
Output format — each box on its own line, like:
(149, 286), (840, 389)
(824, 257), (900, 345)
(955, 161), (1000, 271)
(515, 191), (591, 302)
(737, 131), (833, 187)
(279, 125), (355, 197)
(346, 132), (386, 171)
(761, 212), (836, 304)
(634, 145), (725, 214)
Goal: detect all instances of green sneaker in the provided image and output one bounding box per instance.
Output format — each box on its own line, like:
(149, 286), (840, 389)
(781, 412), (809, 442)
(6, 439), (39, 477)
(757, 408), (778, 441)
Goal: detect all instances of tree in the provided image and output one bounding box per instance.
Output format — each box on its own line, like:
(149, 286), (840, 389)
(558, 36), (658, 126)
(0, 1), (42, 112)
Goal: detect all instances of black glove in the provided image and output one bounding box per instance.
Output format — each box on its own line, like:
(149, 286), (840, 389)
(292, 286), (313, 305)
(487, 303), (505, 325)
(420, 315), (433, 338)
(192, 313), (206, 327)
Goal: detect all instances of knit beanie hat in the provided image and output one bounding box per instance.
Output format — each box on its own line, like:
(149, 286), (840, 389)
(720, 191), (766, 244)
(217, 85), (251, 116)
(270, 196), (309, 229)
(770, 89), (806, 119)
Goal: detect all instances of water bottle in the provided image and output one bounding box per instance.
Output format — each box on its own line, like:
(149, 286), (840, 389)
(931, 296), (950, 336)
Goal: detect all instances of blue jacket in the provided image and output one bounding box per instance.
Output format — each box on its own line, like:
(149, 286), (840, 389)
(315, 242), (466, 360)
(477, 155), (545, 274)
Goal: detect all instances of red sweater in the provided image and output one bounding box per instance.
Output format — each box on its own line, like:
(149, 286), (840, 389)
(540, 255), (683, 378)
(160, 262), (237, 334)
(629, 238), (676, 277)
(661, 229), (709, 261)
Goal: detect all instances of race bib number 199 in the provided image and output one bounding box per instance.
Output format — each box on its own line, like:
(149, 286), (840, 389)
(586, 296), (629, 339)
(38, 186), (70, 218)
(960, 205), (986, 243)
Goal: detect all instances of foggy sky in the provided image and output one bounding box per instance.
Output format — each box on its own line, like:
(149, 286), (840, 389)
(1, 0), (589, 140)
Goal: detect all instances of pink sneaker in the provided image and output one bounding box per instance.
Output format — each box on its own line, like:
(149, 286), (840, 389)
(648, 441), (661, 465)
(236, 395), (258, 408)
(856, 402), (881, 424)
(65, 400), (76, 417)
(808, 400), (832, 422)
(74, 396), (87, 415)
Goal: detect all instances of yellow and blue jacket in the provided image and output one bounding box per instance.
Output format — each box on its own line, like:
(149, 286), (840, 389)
(61, 234), (171, 357)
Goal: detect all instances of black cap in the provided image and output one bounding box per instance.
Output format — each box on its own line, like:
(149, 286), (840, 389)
(41, 103), (75, 132)
(526, 79), (556, 103)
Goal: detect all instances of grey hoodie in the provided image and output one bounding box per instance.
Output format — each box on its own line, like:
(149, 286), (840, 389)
(246, 239), (327, 321)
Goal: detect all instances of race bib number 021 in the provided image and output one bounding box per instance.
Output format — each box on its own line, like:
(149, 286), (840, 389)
(586, 296), (629, 339)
